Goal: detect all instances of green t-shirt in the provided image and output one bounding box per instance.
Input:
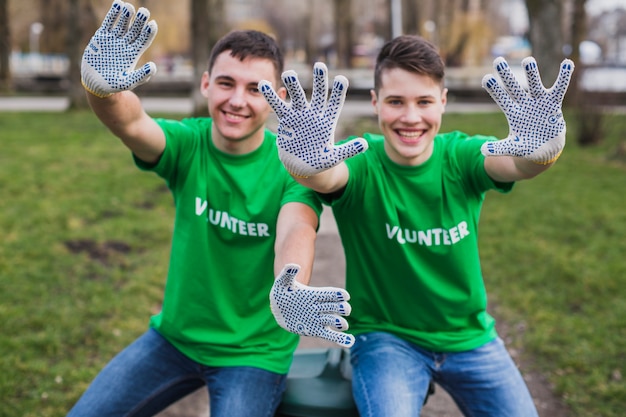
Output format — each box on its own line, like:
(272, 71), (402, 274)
(134, 117), (322, 374)
(323, 131), (513, 352)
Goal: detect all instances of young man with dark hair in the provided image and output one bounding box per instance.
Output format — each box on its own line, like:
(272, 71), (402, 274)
(69, 1), (352, 416)
(261, 34), (574, 416)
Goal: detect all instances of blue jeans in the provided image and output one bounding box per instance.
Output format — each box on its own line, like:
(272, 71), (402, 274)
(350, 332), (538, 417)
(67, 328), (287, 417)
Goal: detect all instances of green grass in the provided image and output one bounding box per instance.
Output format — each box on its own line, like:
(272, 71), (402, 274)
(0, 111), (175, 417)
(1, 109), (625, 416)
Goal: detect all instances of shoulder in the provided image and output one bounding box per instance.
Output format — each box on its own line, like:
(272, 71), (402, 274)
(154, 117), (212, 136)
(437, 131), (495, 154)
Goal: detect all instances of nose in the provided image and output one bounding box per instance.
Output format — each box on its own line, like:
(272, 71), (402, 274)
(400, 104), (422, 124)
(229, 87), (247, 109)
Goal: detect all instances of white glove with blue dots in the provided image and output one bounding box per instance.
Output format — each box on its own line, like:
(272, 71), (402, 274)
(259, 63), (368, 178)
(81, 0), (158, 98)
(481, 56), (574, 164)
(270, 264), (355, 347)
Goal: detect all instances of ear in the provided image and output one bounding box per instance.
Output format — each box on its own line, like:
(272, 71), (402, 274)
(441, 87), (448, 113)
(276, 85), (287, 100)
(370, 89), (379, 115)
(200, 71), (210, 98)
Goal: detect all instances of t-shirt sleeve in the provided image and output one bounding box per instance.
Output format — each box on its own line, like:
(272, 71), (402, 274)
(281, 175), (323, 217)
(314, 134), (372, 207)
(451, 132), (514, 195)
(133, 118), (200, 186)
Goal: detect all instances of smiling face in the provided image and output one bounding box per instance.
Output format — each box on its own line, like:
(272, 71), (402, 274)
(371, 67), (447, 166)
(201, 52), (284, 155)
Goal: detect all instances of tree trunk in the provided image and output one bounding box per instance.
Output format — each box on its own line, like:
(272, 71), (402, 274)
(402, 0), (420, 36)
(191, 0), (224, 117)
(0, 0), (11, 93)
(525, 0), (564, 83)
(67, 0), (89, 110)
(334, 0), (353, 68)
(567, 0), (587, 101)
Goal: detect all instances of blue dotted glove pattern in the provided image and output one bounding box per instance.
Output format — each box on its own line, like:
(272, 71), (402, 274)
(81, 0), (158, 98)
(259, 62), (368, 178)
(270, 264), (355, 347)
(481, 56), (574, 164)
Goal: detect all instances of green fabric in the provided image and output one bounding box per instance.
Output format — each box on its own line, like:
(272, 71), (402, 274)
(325, 131), (513, 352)
(134, 117), (322, 374)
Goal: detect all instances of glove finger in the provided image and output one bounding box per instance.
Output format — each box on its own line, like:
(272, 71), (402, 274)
(274, 263), (300, 289)
(315, 301), (352, 316)
(259, 81), (290, 119)
(303, 285), (350, 303)
(549, 59), (575, 105)
(521, 57), (546, 100)
(481, 74), (515, 116)
(320, 314), (350, 331)
(313, 327), (355, 347)
(493, 57), (528, 104)
(125, 6), (149, 44)
(133, 20), (158, 55)
(325, 75), (348, 128)
(128, 62), (157, 89)
(112, 2), (135, 38)
(331, 331), (355, 347)
(480, 137), (517, 157)
(282, 70), (308, 111)
(310, 62), (329, 115)
(100, 0), (124, 33)
(522, 56), (547, 99)
(332, 137), (369, 162)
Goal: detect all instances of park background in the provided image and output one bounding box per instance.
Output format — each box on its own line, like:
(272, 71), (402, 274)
(1, 0), (625, 416)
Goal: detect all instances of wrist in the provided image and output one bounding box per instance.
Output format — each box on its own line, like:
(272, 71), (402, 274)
(81, 78), (113, 99)
(532, 149), (562, 165)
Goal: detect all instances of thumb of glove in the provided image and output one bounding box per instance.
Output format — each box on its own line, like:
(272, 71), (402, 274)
(332, 137), (369, 161)
(274, 264), (300, 292)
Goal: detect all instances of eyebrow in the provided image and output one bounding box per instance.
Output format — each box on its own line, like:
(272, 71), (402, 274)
(385, 94), (435, 100)
(214, 74), (260, 88)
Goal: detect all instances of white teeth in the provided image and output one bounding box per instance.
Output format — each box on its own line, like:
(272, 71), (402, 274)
(225, 112), (246, 121)
(398, 130), (422, 138)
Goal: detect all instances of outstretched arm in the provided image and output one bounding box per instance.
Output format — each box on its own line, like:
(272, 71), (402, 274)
(82, 0), (165, 164)
(274, 202), (319, 283)
(271, 202), (354, 347)
(482, 57), (575, 182)
(259, 63), (367, 194)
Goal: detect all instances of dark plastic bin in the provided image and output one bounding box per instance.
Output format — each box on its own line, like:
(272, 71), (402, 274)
(274, 348), (359, 417)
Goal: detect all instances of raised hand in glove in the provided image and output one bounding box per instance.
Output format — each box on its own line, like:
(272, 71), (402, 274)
(270, 264), (355, 347)
(259, 62), (368, 178)
(81, 0), (158, 98)
(481, 56), (574, 164)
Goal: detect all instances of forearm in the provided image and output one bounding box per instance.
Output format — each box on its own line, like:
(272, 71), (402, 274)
(274, 223), (316, 285)
(274, 203), (319, 285)
(294, 163), (349, 194)
(87, 90), (144, 135)
(86, 90), (165, 163)
(484, 154), (555, 183)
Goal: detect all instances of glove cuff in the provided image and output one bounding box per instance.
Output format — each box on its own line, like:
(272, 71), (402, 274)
(279, 150), (315, 178)
(533, 149), (563, 165)
(81, 78), (113, 98)
(528, 132), (565, 165)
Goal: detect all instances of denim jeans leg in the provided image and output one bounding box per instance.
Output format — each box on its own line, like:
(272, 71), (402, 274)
(204, 366), (287, 417)
(350, 332), (432, 417)
(436, 338), (539, 417)
(67, 328), (204, 417)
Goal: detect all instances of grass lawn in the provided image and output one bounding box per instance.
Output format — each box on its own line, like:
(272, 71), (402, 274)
(1, 109), (625, 416)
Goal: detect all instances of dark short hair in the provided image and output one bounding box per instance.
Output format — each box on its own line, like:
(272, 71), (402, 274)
(374, 35), (445, 92)
(208, 30), (284, 83)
